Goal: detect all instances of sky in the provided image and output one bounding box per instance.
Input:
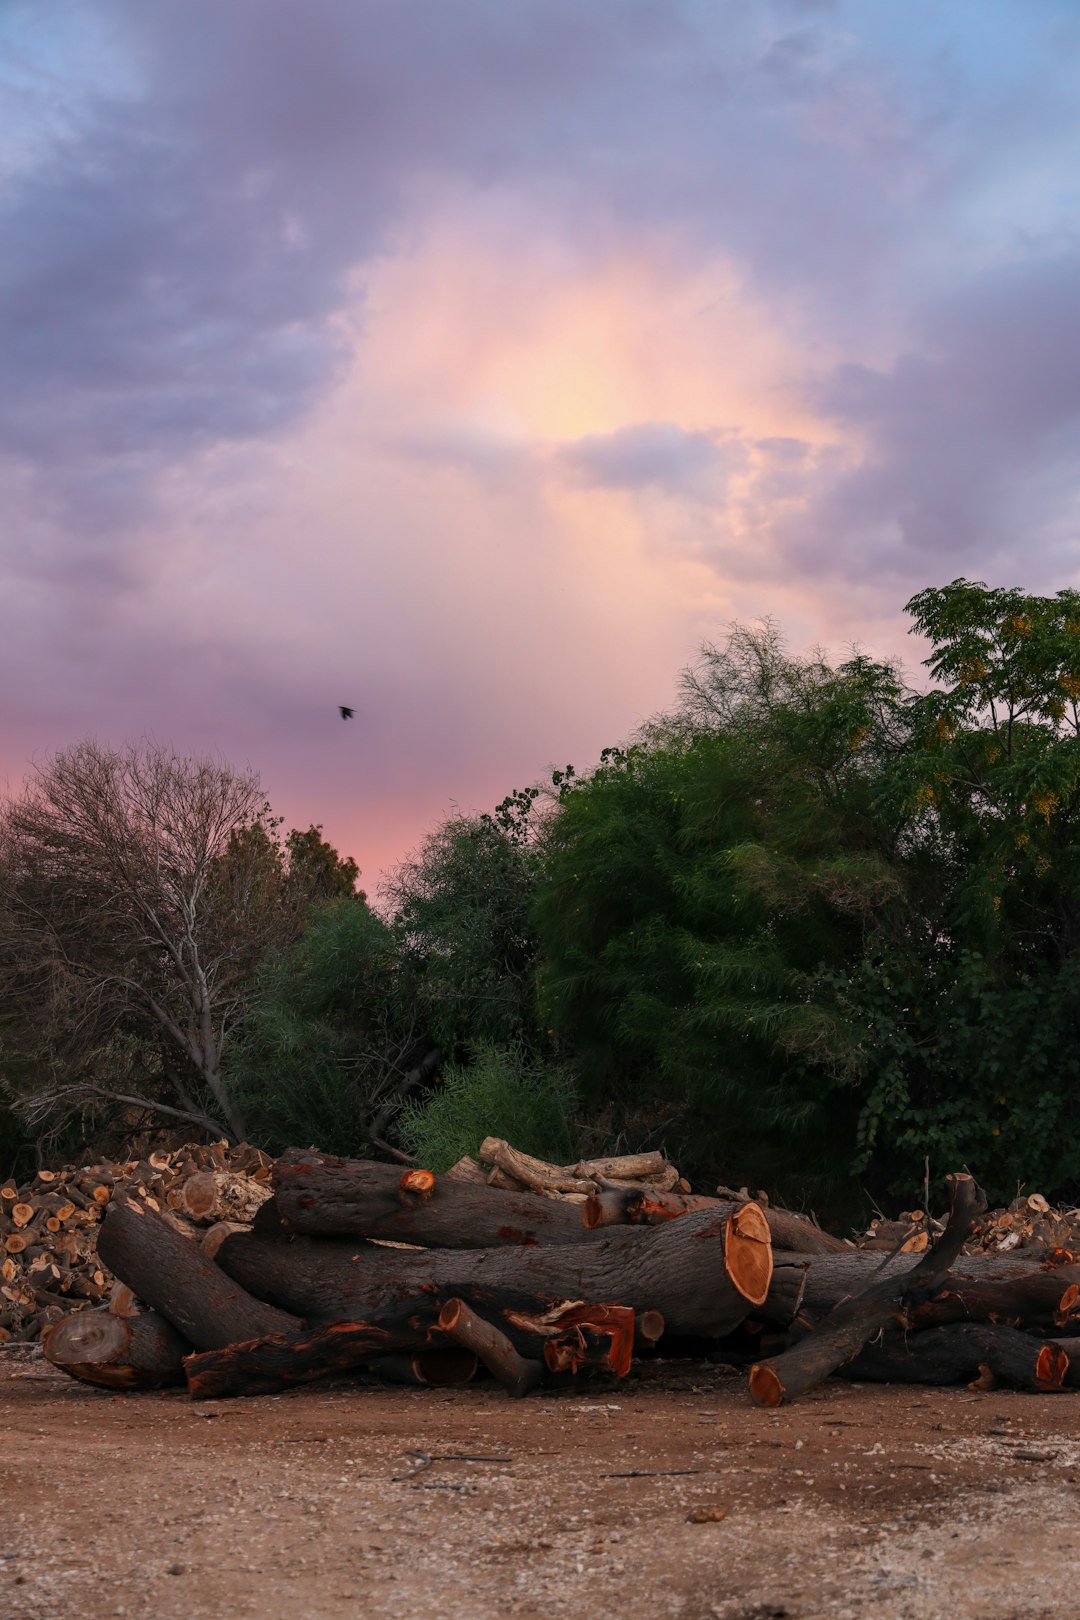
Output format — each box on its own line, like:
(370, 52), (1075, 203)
(2, 0), (1079, 891)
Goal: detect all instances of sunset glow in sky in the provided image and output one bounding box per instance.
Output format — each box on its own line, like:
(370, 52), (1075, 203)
(3, 1), (1079, 887)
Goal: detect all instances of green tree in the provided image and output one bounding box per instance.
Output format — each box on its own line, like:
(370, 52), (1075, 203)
(226, 895), (434, 1157)
(844, 580), (1080, 1198)
(383, 807), (547, 1057)
(534, 626), (910, 1204)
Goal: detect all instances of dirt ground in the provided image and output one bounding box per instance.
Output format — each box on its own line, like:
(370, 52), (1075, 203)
(2, 1350), (1079, 1620)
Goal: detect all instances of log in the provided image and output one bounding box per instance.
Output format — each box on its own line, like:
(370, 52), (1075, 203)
(183, 1287), (641, 1399)
(273, 1153), (595, 1246)
(43, 1307), (191, 1390)
(176, 1171), (273, 1225)
(585, 1187), (848, 1257)
(438, 1298), (543, 1397)
(574, 1152), (670, 1182)
(200, 1221), (252, 1262)
(1047, 1341), (1080, 1388)
(842, 1324), (1070, 1392)
(749, 1174), (987, 1407)
(902, 1267), (1080, 1332)
(97, 1198), (301, 1349)
(759, 1260), (809, 1328)
(184, 1310), (435, 1399)
(216, 1201), (772, 1338)
(478, 1138), (594, 1196)
(798, 1248), (1052, 1315)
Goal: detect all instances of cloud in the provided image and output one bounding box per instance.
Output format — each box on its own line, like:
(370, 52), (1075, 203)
(556, 421), (735, 499)
(772, 249), (1080, 587)
(3, 0), (1080, 884)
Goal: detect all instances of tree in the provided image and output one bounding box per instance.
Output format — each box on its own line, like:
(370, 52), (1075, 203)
(225, 896), (433, 1157)
(0, 740), (346, 1144)
(382, 807), (548, 1058)
(533, 627), (910, 1203)
(843, 580), (1080, 1197)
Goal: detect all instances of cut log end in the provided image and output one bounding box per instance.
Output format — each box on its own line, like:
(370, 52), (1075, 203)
(399, 1169), (436, 1202)
(1036, 1343), (1070, 1390)
(725, 1202), (774, 1307)
(747, 1361), (786, 1408)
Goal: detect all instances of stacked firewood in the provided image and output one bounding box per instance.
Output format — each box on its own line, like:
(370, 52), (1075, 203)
(24, 1143), (1080, 1406)
(0, 1142), (273, 1344)
(859, 1191), (1080, 1259)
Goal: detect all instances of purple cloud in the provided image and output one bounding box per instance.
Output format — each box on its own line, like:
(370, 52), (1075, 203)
(557, 422), (735, 499)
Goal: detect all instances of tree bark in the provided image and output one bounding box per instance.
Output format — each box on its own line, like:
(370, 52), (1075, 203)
(749, 1174), (987, 1407)
(273, 1152), (595, 1246)
(901, 1267), (1080, 1332)
(841, 1324), (1070, 1392)
(437, 1299), (543, 1397)
(184, 1309), (435, 1399)
(182, 1289), (637, 1399)
(97, 1198), (301, 1349)
(42, 1307), (191, 1390)
(797, 1248), (1053, 1315)
(585, 1187), (849, 1256)
(215, 1202), (773, 1338)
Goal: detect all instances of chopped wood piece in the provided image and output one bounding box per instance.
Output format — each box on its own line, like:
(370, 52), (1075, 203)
(177, 1171), (273, 1226)
(442, 1156), (489, 1186)
(478, 1138), (595, 1196)
(438, 1298), (543, 1397)
(574, 1153), (670, 1181)
(635, 1309), (666, 1347)
(200, 1221), (251, 1262)
(43, 1307), (191, 1390)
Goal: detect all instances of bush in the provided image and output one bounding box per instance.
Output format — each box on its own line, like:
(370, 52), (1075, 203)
(395, 1042), (580, 1172)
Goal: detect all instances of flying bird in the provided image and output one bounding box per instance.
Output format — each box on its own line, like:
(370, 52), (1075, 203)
(339, 706), (355, 720)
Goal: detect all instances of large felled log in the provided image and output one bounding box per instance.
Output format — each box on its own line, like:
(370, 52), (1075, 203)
(43, 1307), (191, 1390)
(798, 1248), (1054, 1315)
(901, 1267), (1080, 1332)
(216, 1201), (773, 1338)
(184, 1308), (436, 1399)
(759, 1260), (810, 1327)
(841, 1324), (1070, 1392)
(585, 1187), (848, 1257)
(1047, 1341), (1080, 1387)
(749, 1174), (986, 1407)
(97, 1199), (300, 1349)
(273, 1152), (596, 1246)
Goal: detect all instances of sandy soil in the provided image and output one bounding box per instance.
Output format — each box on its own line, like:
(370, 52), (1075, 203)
(2, 1350), (1079, 1620)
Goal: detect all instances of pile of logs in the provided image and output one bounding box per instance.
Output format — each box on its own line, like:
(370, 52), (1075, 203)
(1, 1141), (273, 1344)
(35, 1146), (1080, 1405)
(858, 1191), (1080, 1259)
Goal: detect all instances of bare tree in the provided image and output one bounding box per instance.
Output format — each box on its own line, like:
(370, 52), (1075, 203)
(0, 739), (293, 1142)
